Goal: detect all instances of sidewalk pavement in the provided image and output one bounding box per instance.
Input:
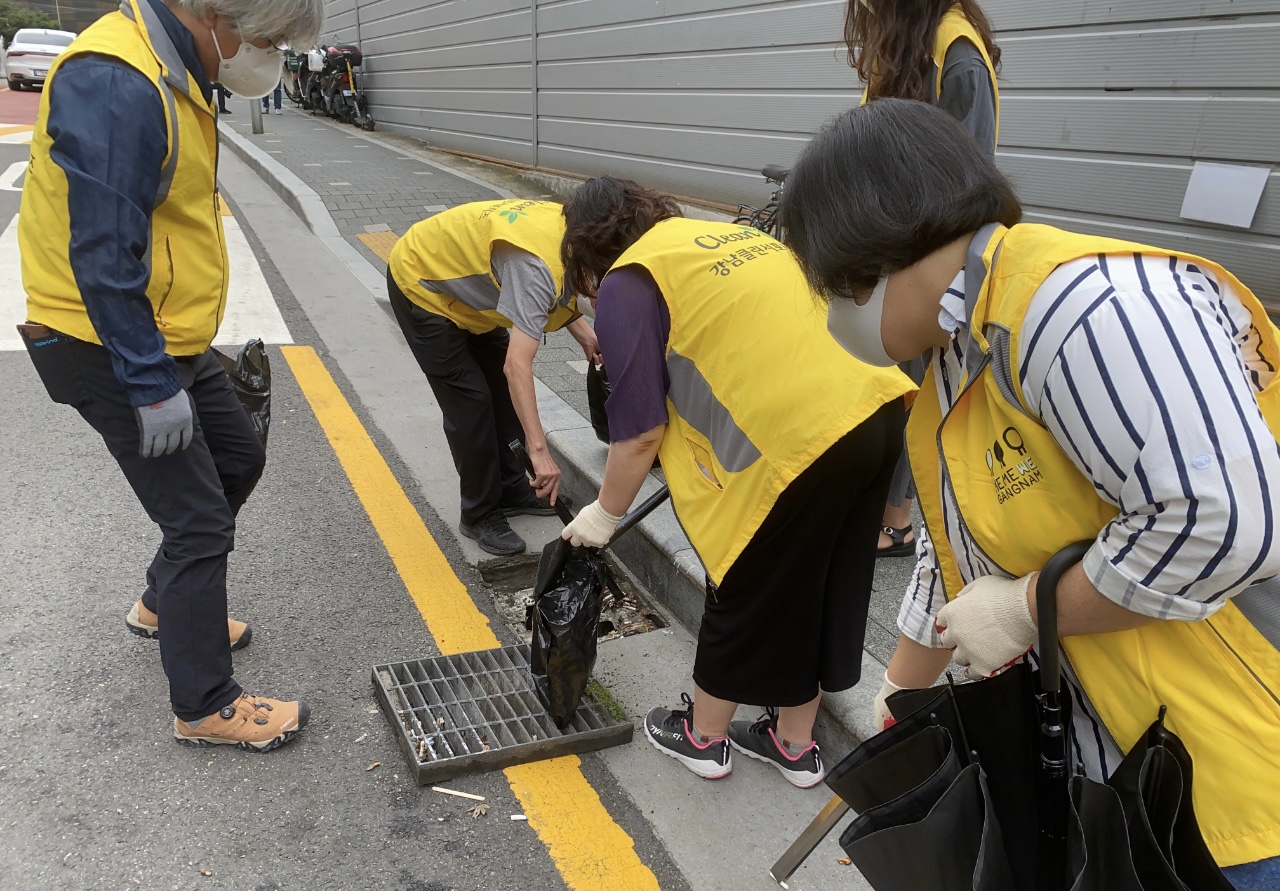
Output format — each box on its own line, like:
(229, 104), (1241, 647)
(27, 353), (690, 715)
(218, 107), (921, 748)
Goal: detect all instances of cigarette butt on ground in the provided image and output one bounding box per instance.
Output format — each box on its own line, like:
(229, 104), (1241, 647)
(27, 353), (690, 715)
(431, 786), (486, 802)
(510, 814), (528, 821)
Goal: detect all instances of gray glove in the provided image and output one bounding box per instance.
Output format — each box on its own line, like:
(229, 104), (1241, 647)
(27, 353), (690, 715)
(134, 390), (194, 457)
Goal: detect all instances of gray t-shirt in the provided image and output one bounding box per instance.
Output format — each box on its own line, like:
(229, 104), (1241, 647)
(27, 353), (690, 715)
(492, 242), (561, 340)
(935, 37), (997, 155)
(422, 242), (563, 338)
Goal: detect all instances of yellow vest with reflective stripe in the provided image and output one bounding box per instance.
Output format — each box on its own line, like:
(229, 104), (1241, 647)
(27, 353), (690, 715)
(21, 0), (228, 356)
(389, 199), (577, 335)
(612, 220), (915, 583)
(861, 4), (1000, 145)
(907, 223), (1280, 867)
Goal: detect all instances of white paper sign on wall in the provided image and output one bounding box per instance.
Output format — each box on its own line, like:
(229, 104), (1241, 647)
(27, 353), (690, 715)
(1180, 161), (1271, 229)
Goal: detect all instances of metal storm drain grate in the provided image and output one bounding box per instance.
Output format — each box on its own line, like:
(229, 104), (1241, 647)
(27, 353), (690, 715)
(373, 644), (633, 784)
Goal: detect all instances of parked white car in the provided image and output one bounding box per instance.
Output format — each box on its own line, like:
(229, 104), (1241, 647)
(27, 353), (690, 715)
(6, 28), (76, 91)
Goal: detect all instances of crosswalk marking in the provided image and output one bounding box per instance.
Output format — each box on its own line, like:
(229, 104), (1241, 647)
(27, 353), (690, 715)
(0, 210), (292, 351)
(0, 127), (32, 145)
(0, 161), (23, 191)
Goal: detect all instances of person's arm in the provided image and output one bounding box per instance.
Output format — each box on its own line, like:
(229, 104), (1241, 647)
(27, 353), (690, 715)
(1034, 564), (1157, 635)
(560, 267), (671, 547)
(494, 244), (560, 501)
(46, 56), (177, 406)
(1033, 258), (1280, 619)
(872, 524), (954, 728)
(566, 315), (602, 364)
(503, 328), (560, 502)
(891, 524), (955, 683)
(936, 38), (997, 155)
(599, 424), (665, 516)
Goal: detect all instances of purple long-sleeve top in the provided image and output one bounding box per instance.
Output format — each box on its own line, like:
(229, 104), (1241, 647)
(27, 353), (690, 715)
(593, 266), (672, 442)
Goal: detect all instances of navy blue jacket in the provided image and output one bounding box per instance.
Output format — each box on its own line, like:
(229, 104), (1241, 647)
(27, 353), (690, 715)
(46, 0), (213, 406)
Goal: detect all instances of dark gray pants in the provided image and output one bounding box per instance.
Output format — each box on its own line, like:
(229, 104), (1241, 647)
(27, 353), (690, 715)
(24, 333), (264, 721)
(388, 272), (528, 526)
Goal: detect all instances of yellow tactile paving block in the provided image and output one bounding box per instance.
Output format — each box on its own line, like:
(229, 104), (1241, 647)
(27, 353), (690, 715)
(282, 345), (660, 891)
(356, 230), (401, 264)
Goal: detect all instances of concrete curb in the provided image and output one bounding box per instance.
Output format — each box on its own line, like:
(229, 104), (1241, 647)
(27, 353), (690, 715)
(218, 122), (883, 753)
(218, 120), (389, 306)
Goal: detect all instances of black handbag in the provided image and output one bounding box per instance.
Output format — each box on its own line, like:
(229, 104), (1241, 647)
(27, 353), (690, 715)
(586, 360), (611, 444)
(778, 543), (1235, 891)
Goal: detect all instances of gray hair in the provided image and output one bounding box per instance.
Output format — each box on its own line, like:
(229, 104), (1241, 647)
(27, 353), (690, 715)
(171, 0), (325, 48)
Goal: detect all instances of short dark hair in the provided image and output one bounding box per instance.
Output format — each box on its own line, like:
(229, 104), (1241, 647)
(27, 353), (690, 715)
(780, 98), (1022, 301)
(562, 177), (682, 298)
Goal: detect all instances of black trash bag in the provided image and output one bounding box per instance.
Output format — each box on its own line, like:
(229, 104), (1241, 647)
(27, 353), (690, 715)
(214, 338), (271, 446)
(586, 360), (611, 444)
(527, 537), (619, 728)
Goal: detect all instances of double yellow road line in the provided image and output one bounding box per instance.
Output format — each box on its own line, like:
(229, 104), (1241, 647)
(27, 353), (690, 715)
(282, 346), (660, 891)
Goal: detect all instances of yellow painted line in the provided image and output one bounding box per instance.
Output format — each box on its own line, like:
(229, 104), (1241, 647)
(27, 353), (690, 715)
(217, 194), (233, 217)
(0, 124), (31, 136)
(356, 230), (399, 264)
(507, 758), (661, 889)
(281, 345), (498, 653)
(281, 345), (660, 891)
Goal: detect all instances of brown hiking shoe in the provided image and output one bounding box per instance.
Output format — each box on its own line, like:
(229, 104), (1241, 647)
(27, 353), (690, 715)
(126, 600), (251, 652)
(174, 693), (310, 752)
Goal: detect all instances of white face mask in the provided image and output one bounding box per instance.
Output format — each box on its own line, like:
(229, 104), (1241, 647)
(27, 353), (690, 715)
(826, 275), (897, 367)
(210, 28), (282, 99)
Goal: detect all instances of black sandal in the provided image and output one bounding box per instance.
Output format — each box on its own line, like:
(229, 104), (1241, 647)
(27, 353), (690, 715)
(877, 524), (915, 558)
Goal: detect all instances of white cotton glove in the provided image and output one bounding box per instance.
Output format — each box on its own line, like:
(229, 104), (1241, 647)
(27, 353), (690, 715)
(872, 673), (907, 731)
(935, 573), (1038, 679)
(561, 500), (623, 549)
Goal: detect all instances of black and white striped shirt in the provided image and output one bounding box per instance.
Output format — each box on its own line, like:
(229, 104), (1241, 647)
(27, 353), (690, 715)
(900, 253), (1280, 777)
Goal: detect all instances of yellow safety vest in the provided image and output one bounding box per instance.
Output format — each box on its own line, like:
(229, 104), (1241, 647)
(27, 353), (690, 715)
(907, 223), (1280, 867)
(861, 4), (1000, 145)
(611, 219), (915, 583)
(389, 199), (577, 335)
(21, 0), (228, 356)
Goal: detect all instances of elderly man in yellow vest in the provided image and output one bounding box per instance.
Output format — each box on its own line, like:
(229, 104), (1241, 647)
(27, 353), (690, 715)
(18, 0), (323, 752)
(782, 99), (1280, 886)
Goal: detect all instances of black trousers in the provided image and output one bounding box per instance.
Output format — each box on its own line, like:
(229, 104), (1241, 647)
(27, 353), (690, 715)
(388, 271), (528, 526)
(24, 333), (264, 721)
(694, 398), (905, 707)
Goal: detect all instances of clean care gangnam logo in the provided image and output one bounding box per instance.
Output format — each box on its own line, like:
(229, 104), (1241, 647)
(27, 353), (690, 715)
(479, 200), (537, 223)
(986, 426), (1043, 505)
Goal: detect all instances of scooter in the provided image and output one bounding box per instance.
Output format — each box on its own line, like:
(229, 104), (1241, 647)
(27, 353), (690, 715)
(304, 43), (375, 131)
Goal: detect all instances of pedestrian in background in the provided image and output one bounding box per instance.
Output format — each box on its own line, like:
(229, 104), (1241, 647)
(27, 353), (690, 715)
(558, 177), (914, 787)
(262, 76), (282, 114)
(17, 0), (323, 752)
(387, 199), (600, 557)
(844, 0), (1001, 562)
(782, 98), (1280, 886)
(216, 81), (231, 113)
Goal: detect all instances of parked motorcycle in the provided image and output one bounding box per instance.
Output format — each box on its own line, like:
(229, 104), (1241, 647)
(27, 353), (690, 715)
(303, 43), (375, 131)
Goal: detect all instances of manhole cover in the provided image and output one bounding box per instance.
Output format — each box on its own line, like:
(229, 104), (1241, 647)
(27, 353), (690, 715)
(373, 644), (633, 784)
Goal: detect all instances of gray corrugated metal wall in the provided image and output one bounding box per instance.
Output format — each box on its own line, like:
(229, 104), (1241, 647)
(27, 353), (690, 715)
(318, 0), (1279, 304)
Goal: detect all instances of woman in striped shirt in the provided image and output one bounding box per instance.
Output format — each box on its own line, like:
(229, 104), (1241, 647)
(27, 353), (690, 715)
(780, 99), (1280, 887)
